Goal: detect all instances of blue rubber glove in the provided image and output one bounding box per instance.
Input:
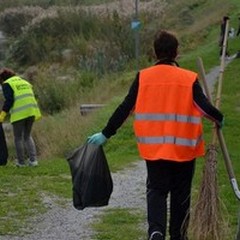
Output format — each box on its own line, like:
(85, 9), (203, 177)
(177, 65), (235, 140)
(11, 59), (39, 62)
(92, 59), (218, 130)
(218, 117), (224, 129)
(220, 117), (224, 129)
(87, 132), (107, 145)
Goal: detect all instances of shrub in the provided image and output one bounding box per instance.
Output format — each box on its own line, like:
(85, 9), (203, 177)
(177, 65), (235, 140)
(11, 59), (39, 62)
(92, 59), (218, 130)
(4, 6), (135, 72)
(0, 6), (43, 37)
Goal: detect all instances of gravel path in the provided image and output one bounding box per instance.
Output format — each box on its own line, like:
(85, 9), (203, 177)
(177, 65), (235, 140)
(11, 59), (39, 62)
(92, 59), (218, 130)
(204, 56), (235, 95)
(1, 160), (147, 240)
(1, 55), (236, 240)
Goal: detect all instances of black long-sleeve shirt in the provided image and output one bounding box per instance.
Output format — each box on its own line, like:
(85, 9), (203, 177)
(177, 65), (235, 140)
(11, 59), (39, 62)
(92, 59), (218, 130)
(1, 83), (14, 113)
(102, 62), (223, 138)
(237, 25), (240, 36)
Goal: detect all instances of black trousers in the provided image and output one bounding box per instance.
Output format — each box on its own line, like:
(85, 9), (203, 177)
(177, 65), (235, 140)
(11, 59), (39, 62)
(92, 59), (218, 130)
(146, 159), (195, 240)
(0, 123), (8, 165)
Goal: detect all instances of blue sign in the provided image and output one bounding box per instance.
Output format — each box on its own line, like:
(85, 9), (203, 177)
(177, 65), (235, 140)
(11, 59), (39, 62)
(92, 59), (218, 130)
(131, 20), (141, 30)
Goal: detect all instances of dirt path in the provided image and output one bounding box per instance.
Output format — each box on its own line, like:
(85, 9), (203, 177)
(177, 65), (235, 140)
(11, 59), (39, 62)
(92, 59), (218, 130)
(203, 56), (235, 96)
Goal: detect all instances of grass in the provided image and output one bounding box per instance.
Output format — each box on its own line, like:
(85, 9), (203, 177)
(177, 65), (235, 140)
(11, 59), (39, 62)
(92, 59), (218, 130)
(31, 71), (137, 160)
(93, 208), (146, 240)
(0, 158), (72, 235)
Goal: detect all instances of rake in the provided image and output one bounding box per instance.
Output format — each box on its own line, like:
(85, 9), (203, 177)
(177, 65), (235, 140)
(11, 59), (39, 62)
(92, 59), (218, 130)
(197, 56), (240, 240)
(190, 18), (230, 240)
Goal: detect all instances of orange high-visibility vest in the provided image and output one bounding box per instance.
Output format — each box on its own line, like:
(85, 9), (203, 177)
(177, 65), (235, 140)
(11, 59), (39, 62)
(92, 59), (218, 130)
(134, 64), (205, 162)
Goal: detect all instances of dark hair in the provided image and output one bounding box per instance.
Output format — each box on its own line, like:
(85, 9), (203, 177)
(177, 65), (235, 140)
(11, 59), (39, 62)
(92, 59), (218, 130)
(0, 68), (16, 83)
(223, 16), (230, 21)
(153, 30), (179, 60)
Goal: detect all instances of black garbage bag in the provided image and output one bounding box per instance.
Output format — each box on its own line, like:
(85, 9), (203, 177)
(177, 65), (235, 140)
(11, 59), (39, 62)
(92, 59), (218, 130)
(66, 143), (113, 210)
(0, 123), (8, 166)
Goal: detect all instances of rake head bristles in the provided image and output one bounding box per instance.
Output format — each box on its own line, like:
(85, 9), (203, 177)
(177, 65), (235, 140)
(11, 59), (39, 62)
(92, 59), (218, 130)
(190, 144), (229, 240)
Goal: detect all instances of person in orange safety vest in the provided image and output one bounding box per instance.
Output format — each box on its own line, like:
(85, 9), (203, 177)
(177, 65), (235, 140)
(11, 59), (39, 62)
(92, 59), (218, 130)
(87, 30), (224, 240)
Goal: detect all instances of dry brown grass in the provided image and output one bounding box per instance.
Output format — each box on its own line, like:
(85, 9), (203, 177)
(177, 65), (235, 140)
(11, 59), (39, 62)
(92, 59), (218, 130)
(32, 70), (135, 159)
(82, 0), (168, 17)
(1, 0), (168, 34)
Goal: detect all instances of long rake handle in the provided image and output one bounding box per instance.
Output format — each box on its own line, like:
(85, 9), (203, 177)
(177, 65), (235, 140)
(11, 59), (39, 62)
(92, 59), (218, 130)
(197, 57), (240, 201)
(217, 131), (240, 200)
(210, 19), (229, 145)
(216, 18), (229, 109)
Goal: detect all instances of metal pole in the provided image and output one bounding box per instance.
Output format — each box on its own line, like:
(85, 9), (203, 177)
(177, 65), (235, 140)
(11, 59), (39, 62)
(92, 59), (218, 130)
(135, 0), (138, 18)
(135, 0), (139, 70)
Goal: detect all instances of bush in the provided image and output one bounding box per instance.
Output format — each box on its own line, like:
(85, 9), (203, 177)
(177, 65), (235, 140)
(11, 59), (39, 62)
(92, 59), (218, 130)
(4, 6), (135, 72)
(33, 66), (98, 114)
(0, 6), (43, 37)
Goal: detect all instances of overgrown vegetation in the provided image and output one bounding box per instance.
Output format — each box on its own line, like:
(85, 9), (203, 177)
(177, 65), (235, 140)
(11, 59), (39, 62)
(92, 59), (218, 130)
(2, 7), (135, 69)
(0, 0), (240, 239)
(0, 0), (113, 12)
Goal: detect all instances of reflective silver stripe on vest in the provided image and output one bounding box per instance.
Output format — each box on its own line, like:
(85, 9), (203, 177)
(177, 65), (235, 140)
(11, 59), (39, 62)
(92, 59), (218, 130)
(135, 113), (201, 124)
(137, 135), (202, 147)
(15, 93), (34, 100)
(10, 104), (39, 114)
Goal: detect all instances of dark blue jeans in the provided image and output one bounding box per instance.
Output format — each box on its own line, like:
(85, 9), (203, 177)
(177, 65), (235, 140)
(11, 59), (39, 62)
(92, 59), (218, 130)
(146, 159), (195, 240)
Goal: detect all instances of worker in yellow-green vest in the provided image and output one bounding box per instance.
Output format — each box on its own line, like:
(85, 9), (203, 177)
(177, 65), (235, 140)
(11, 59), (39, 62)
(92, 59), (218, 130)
(0, 68), (41, 167)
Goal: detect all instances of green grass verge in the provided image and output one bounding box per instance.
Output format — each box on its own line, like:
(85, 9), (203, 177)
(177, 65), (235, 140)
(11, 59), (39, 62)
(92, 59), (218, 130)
(0, 158), (72, 235)
(92, 208), (146, 240)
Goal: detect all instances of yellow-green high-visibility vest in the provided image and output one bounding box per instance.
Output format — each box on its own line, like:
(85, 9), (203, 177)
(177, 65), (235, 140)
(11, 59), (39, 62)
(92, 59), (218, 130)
(4, 76), (41, 123)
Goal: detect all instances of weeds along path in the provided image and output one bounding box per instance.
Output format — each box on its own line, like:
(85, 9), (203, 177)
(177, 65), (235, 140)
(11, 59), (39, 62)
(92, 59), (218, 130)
(1, 56), (236, 240)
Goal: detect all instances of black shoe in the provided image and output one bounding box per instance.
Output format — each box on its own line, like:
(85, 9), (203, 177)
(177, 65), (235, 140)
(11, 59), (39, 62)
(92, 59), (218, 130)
(149, 231), (164, 240)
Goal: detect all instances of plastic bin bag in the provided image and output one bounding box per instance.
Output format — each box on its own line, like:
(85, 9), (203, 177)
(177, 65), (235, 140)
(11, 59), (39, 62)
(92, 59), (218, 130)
(0, 123), (8, 166)
(67, 143), (113, 210)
